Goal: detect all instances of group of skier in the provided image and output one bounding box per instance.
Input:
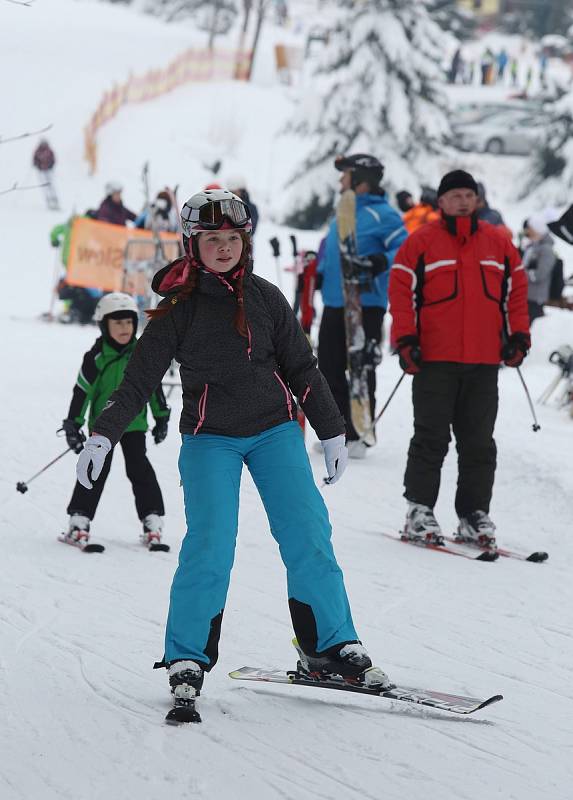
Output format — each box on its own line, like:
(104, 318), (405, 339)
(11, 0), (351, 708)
(57, 157), (539, 721)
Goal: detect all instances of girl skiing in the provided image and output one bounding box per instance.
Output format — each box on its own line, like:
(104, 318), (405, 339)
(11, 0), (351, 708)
(76, 189), (391, 722)
(61, 292), (170, 552)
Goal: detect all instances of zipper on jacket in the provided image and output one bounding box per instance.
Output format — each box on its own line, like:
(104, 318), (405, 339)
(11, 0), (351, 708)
(193, 384), (209, 434)
(274, 371), (293, 420)
(301, 385), (311, 404)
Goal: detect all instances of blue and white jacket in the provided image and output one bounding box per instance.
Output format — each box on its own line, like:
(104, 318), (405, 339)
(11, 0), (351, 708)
(318, 193), (407, 308)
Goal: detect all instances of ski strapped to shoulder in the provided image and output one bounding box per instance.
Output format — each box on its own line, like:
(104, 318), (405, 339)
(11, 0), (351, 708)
(229, 667), (502, 716)
(445, 536), (548, 563)
(337, 190), (375, 445)
(381, 531), (498, 561)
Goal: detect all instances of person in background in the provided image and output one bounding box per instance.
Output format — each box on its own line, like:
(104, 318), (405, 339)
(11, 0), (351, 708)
(60, 292), (170, 550)
(398, 187), (440, 234)
(389, 169), (529, 549)
(32, 138), (60, 210)
(476, 183), (509, 233)
(135, 189), (179, 233)
(522, 214), (557, 324)
(510, 57), (519, 87)
(449, 48), (463, 84)
(226, 176), (259, 235)
(318, 153), (407, 458)
(480, 48), (495, 85)
(96, 182), (137, 226)
(497, 49), (508, 82)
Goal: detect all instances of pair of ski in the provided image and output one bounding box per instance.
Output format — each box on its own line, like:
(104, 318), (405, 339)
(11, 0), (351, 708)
(166, 666), (503, 725)
(57, 536), (170, 554)
(381, 531), (548, 563)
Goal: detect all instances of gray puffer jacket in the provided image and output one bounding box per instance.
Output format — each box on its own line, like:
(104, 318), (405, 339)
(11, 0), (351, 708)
(94, 258), (345, 445)
(524, 234), (556, 305)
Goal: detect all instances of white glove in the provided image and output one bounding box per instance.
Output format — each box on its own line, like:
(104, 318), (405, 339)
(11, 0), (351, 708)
(321, 434), (348, 485)
(76, 434), (112, 489)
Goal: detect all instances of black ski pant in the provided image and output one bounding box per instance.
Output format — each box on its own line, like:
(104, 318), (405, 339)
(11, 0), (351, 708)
(318, 305), (385, 440)
(404, 363), (499, 516)
(67, 430), (165, 521)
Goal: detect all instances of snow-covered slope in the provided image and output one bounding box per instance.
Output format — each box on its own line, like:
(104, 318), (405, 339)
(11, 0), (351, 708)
(1, 3), (573, 799)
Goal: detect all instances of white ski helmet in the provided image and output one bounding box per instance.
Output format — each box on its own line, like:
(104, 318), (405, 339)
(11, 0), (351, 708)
(105, 181), (123, 196)
(180, 189), (252, 240)
(94, 292), (139, 322)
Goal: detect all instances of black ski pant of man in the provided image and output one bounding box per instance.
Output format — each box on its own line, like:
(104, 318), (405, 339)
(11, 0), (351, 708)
(318, 306), (384, 440)
(67, 431), (164, 520)
(404, 363), (499, 517)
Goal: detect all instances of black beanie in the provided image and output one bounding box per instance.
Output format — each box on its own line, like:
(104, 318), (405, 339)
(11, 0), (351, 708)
(437, 170), (479, 197)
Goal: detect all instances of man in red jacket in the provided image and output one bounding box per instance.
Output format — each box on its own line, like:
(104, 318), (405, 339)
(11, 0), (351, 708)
(388, 170), (530, 548)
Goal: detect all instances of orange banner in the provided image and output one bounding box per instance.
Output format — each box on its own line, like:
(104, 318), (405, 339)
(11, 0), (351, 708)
(66, 218), (180, 293)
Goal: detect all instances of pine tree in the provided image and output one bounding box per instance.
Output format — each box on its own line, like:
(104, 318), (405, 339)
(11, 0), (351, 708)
(521, 91), (573, 206)
(423, 0), (476, 41)
(284, 0), (453, 229)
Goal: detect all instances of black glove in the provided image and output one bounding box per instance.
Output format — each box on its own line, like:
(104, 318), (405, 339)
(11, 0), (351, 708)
(152, 417), (169, 444)
(51, 239), (60, 248)
(269, 237), (280, 258)
(501, 333), (530, 368)
(396, 335), (422, 375)
(61, 419), (86, 453)
(343, 253), (388, 286)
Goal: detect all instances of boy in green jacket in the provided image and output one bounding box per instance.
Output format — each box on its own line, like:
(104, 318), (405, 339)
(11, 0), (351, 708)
(59, 293), (170, 551)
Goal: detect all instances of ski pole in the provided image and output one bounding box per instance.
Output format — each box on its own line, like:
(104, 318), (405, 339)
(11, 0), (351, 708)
(358, 372), (406, 443)
(17, 448), (72, 494)
(516, 367), (541, 432)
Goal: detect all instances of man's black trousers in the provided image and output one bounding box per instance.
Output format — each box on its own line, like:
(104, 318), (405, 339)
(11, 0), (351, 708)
(404, 363), (499, 516)
(318, 306), (385, 440)
(67, 430), (165, 520)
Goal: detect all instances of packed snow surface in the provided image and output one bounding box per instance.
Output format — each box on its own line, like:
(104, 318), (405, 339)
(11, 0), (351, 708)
(1, 1), (572, 799)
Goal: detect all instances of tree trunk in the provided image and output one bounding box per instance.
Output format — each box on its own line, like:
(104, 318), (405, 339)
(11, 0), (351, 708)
(247, 0), (267, 81)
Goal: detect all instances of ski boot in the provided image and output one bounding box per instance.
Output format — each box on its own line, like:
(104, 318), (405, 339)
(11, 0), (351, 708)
(166, 661), (204, 724)
(293, 638), (393, 690)
(455, 510), (497, 550)
(402, 502), (444, 545)
(59, 514), (91, 548)
(141, 514), (170, 552)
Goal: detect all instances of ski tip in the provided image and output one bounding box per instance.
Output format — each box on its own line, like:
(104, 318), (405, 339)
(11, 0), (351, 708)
(476, 550), (499, 562)
(476, 694), (504, 711)
(165, 707), (201, 725)
(526, 551), (548, 563)
(149, 543), (170, 552)
(83, 543), (105, 553)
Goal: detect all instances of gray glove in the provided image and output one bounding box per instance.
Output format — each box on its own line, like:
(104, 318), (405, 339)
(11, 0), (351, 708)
(321, 434), (349, 485)
(76, 434), (112, 489)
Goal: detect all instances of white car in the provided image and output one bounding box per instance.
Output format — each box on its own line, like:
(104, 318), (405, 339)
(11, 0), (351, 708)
(452, 111), (545, 155)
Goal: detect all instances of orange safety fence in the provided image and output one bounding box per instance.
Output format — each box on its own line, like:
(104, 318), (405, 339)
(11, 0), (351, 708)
(84, 48), (252, 175)
(67, 217), (180, 293)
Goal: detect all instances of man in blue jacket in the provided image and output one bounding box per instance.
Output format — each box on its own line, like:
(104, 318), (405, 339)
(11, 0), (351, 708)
(317, 153), (407, 457)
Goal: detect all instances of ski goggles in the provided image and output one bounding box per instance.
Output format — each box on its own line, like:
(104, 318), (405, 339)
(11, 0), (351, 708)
(187, 198), (251, 230)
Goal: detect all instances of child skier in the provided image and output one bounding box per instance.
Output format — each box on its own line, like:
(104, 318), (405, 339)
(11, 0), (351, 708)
(76, 189), (391, 723)
(61, 292), (170, 552)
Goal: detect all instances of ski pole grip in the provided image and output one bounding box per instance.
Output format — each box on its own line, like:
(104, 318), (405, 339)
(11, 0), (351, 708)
(269, 237), (280, 258)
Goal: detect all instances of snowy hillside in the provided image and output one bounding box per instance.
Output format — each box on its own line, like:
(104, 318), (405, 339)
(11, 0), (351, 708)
(1, 2), (573, 799)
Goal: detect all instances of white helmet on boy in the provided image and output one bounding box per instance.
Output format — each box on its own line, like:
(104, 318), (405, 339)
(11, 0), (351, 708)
(94, 292), (138, 322)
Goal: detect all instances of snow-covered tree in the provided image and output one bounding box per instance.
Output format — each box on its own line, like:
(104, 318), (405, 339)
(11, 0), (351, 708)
(424, 0), (476, 42)
(520, 91), (573, 206)
(284, 0), (454, 229)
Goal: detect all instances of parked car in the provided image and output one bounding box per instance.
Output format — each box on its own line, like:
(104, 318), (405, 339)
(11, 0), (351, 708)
(452, 111), (545, 155)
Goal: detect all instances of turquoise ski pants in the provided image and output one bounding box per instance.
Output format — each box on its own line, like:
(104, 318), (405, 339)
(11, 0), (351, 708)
(164, 421), (358, 668)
